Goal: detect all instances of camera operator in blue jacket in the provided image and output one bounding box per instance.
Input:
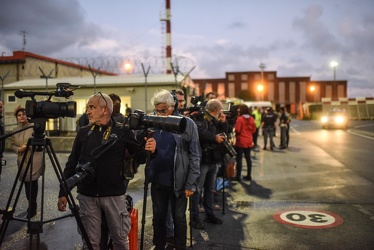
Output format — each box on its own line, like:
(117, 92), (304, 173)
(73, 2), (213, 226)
(149, 90), (201, 250)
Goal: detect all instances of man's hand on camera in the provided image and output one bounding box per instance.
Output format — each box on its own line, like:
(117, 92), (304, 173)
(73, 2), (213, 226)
(144, 137), (156, 153)
(215, 134), (225, 144)
(218, 112), (226, 122)
(185, 190), (194, 198)
(58, 197), (67, 211)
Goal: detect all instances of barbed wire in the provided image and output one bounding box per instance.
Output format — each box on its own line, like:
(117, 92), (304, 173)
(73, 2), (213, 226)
(1, 55), (195, 78)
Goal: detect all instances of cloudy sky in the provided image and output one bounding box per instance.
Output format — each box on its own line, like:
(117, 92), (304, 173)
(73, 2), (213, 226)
(1, 0), (373, 97)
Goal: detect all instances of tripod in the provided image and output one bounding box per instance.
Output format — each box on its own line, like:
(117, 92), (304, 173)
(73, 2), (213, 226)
(0, 119), (93, 249)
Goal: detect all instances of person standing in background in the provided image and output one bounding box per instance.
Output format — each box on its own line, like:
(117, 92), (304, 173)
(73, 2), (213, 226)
(109, 93), (126, 123)
(11, 106), (43, 218)
(252, 106), (262, 149)
(278, 107), (288, 149)
(125, 103), (132, 116)
(261, 108), (277, 151)
(234, 105), (256, 181)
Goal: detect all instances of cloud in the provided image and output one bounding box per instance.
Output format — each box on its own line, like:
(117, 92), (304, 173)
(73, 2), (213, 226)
(292, 4), (341, 55)
(0, 0), (103, 54)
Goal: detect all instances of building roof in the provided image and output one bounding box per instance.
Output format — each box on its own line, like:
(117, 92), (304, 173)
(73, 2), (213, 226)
(4, 74), (187, 90)
(0, 51), (116, 76)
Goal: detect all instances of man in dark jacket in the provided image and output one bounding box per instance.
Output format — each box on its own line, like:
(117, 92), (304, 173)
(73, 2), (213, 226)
(58, 92), (156, 249)
(261, 108), (277, 150)
(191, 99), (227, 229)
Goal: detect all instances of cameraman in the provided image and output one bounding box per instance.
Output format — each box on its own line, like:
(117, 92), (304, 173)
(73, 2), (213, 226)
(149, 90), (201, 250)
(57, 92), (156, 249)
(191, 99), (227, 229)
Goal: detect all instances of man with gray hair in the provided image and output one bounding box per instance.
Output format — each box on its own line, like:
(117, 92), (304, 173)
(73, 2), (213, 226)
(58, 92), (156, 249)
(149, 89), (201, 250)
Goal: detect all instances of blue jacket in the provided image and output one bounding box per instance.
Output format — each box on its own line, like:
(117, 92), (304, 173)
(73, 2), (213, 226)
(151, 114), (201, 196)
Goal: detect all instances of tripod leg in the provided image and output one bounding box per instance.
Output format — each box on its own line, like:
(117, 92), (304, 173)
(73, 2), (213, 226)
(0, 139), (35, 246)
(44, 139), (93, 250)
(140, 152), (151, 250)
(189, 196), (193, 248)
(222, 163), (225, 215)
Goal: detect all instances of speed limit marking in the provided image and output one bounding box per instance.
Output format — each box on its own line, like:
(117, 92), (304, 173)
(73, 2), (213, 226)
(273, 209), (344, 229)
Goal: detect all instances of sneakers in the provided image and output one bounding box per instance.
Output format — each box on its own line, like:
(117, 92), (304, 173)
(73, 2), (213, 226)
(204, 215), (223, 224)
(191, 216), (205, 229)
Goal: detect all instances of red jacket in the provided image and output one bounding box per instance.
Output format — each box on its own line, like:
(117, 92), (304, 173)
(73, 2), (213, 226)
(235, 114), (256, 148)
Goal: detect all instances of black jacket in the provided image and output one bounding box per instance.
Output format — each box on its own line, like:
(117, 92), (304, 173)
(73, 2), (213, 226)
(60, 118), (146, 197)
(196, 112), (228, 164)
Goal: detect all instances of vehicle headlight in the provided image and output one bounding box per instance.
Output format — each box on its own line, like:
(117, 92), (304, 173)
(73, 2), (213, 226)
(335, 116), (345, 124)
(321, 117), (328, 123)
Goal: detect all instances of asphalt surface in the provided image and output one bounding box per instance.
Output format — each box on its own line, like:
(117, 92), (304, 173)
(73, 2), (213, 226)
(0, 120), (373, 249)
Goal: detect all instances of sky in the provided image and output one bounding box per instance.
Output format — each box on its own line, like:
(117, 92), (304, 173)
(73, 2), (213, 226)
(1, 0), (374, 98)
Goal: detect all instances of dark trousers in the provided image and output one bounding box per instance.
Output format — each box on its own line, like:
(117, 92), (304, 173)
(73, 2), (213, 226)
(24, 180), (38, 214)
(151, 182), (187, 250)
(252, 127), (260, 146)
(235, 146), (252, 178)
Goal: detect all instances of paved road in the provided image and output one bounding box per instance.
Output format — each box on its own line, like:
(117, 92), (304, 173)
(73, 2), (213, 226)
(0, 120), (373, 249)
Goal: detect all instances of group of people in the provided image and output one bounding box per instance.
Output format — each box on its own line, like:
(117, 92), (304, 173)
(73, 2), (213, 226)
(260, 106), (291, 151)
(7, 89), (291, 250)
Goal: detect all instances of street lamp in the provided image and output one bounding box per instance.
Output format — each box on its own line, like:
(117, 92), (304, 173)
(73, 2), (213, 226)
(124, 63), (132, 75)
(257, 84), (264, 101)
(259, 63), (266, 101)
(309, 85), (316, 102)
(330, 61), (338, 98)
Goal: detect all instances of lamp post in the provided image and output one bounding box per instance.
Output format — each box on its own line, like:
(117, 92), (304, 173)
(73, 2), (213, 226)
(257, 84), (264, 101)
(309, 85), (315, 102)
(141, 63), (151, 113)
(124, 63), (132, 75)
(330, 61), (338, 98)
(259, 63), (266, 101)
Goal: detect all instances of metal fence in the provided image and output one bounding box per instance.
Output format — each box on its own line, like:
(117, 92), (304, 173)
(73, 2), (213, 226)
(322, 97), (374, 120)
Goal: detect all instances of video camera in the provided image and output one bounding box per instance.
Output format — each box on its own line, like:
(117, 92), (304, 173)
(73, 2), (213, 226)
(14, 83), (78, 119)
(128, 109), (187, 134)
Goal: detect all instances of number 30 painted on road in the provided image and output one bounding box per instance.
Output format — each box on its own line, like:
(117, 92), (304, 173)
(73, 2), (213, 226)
(273, 209), (344, 229)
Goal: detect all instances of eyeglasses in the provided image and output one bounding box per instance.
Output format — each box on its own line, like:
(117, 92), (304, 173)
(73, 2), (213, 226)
(178, 100), (185, 103)
(153, 107), (170, 114)
(94, 92), (108, 108)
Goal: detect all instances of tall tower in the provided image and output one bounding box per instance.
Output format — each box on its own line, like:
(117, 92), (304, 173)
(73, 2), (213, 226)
(160, 0), (172, 74)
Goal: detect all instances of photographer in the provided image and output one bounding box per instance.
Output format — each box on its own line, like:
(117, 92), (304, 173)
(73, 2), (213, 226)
(191, 99), (227, 229)
(57, 92), (156, 249)
(149, 90), (201, 250)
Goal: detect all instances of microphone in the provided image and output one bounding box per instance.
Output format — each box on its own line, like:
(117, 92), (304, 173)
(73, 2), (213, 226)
(14, 90), (34, 99)
(14, 90), (50, 99)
